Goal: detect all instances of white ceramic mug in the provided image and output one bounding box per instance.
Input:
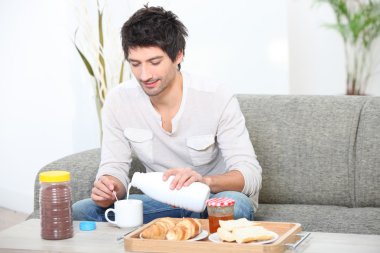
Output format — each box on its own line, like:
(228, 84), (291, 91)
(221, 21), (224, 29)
(105, 199), (143, 228)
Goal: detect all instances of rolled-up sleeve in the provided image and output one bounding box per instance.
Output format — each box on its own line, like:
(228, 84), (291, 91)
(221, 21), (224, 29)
(216, 96), (262, 200)
(96, 92), (132, 190)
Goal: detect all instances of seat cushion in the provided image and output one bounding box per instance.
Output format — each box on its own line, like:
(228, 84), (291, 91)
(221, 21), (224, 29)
(255, 204), (380, 235)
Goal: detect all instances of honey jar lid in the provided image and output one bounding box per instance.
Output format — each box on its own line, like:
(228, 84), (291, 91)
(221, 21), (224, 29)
(206, 197), (235, 207)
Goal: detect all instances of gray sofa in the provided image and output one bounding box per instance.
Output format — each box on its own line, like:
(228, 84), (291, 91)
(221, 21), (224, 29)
(30, 95), (380, 235)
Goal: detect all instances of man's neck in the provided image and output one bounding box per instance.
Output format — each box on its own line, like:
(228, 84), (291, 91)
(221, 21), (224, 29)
(150, 72), (183, 112)
(150, 71), (183, 133)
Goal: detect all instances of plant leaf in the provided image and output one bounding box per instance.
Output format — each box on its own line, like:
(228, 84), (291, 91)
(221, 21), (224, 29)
(98, 6), (104, 47)
(97, 1), (107, 88)
(119, 61), (125, 83)
(74, 43), (95, 77)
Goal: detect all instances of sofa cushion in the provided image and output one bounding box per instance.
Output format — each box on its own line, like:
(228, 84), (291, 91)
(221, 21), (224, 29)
(355, 97), (380, 207)
(237, 95), (367, 207)
(255, 204), (380, 234)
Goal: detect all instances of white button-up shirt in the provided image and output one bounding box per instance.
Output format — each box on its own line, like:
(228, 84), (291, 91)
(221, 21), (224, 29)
(97, 72), (262, 211)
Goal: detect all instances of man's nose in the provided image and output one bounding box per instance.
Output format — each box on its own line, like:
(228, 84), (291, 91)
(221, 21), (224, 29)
(140, 65), (152, 81)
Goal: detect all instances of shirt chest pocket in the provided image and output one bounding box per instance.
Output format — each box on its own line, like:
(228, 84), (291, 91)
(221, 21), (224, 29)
(124, 128), (153, 163)
(186, 135), (218, 166)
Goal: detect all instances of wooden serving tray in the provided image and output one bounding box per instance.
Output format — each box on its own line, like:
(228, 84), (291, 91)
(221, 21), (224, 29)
(124, 218), (302, 253)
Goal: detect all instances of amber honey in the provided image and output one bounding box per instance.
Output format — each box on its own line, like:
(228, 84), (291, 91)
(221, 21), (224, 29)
(208, 214), (234, 233)
(206, 198), (235, 234)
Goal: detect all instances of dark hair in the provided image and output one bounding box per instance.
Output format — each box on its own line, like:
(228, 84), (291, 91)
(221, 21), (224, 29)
(121, 5), (188, 70)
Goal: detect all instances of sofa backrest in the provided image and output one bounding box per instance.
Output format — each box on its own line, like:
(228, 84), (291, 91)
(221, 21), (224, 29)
(237, 95), (373, 207)
(355, 97), (380, 207)
(33, 95), (380, 214)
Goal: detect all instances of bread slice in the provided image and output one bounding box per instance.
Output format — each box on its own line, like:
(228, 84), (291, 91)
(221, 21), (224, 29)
(232, 226), (274, 244)
(219, 218), (255, 231)
(217, 227), (236, 242)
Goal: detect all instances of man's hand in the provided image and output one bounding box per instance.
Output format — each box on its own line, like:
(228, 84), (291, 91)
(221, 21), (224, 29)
(162, 167), (204, 190)
(162, 168), (244, 193)
(91, 175), (126, 208)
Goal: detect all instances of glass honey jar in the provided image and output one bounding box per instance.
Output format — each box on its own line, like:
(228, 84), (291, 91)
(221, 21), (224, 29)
(206, 197), (235, 233)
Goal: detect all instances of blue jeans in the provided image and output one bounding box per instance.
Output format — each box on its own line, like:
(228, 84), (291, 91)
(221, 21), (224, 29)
(72, 191), (254, 223)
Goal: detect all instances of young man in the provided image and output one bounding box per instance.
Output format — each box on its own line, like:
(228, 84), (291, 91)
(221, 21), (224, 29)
(73, 6), (262, 223)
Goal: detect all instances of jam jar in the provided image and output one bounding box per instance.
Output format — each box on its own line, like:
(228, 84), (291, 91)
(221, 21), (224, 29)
(206, 197), (235, 233)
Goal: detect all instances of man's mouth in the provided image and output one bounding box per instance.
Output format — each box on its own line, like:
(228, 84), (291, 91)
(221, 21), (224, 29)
(143, 79), (159, 88)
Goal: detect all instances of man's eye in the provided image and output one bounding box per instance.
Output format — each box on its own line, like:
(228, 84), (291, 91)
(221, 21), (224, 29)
(131, 63), (140, 67)
(151, 61), (161, 66)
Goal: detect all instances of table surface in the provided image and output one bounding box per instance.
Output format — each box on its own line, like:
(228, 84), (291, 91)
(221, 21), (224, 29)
(0, 219), (379, 253)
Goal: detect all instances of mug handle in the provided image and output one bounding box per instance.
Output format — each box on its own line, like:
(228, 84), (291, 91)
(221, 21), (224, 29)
(105, 208), (117, 225)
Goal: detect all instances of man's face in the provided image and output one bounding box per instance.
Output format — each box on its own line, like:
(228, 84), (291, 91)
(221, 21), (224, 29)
(128, 46), (183, 97)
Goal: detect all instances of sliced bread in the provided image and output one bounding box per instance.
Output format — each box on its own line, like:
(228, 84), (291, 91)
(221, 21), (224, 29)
(219, 218), (255, 231)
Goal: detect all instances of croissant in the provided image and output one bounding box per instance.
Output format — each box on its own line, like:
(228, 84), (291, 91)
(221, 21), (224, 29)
(140, 221), (167, 240)
(140, 218), (176, 239)
(140, 217), (202, 241)
(157, 217), (177, 229)
(166, 218), (202, 241)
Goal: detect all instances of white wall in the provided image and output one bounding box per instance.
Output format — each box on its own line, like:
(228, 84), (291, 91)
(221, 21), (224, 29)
(120, 0), (289, 94)
(288, 0), (380, 95)
(171, 0), (289, 94)
(0, 0), (288, 214)
(0, 0), (71, 213)
(0, 0), (100, 213)
(1, 0), (379, 214)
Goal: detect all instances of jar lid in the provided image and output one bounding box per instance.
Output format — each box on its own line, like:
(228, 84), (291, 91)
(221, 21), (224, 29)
(206, 197), (235, 207)
(39, 171), (70, 183)
(79, 221), (96, 231)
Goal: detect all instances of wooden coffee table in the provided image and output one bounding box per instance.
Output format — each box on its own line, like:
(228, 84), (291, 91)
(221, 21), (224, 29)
(0, 219), (379, 253)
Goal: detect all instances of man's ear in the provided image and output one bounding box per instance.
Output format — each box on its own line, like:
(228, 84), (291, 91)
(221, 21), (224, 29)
(175, 50), (184, 64)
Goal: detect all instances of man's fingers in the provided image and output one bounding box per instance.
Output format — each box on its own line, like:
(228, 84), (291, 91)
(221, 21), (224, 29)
(94, 180), (112, 196)
(182, 175), (198, 187)
(98, 176), (115, 192)
(91, 192), (107, 202)
(170, 173), (182, 190)
(171, 168), (201, 189)
(162, 169), (178, 181)
(175, 173), (193, 189)
(91, 185), (112, 201)
(163, 167), (203, 190)
(91, 176), (116, 202)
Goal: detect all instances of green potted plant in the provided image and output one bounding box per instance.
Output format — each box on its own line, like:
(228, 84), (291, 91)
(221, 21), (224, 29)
(73, 1), (128, 133)
(315, 0), (380, 95)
